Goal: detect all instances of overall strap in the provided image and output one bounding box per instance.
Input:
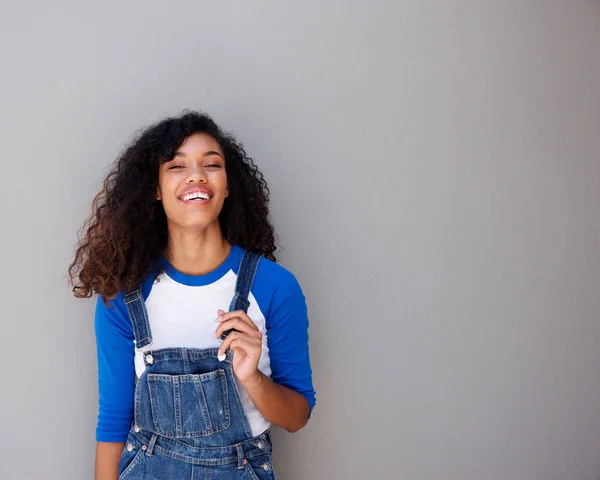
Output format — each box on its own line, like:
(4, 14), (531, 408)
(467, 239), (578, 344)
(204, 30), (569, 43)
(124, 287), (153, 349)
(229, 249), (262, 313)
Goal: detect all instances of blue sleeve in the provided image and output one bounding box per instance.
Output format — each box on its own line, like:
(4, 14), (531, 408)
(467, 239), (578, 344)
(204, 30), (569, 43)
(258, 263), (316, 416)
(94, 292), (136, 442)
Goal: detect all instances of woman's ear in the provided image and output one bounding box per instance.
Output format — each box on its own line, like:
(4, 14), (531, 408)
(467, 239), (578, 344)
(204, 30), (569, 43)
(156, 186), (161, 201)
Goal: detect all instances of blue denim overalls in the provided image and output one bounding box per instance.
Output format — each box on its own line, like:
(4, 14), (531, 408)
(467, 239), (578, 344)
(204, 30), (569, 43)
(117, 250), (276, 479)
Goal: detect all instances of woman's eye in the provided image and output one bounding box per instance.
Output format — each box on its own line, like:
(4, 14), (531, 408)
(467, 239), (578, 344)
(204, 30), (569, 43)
(167, 164), (222, 170)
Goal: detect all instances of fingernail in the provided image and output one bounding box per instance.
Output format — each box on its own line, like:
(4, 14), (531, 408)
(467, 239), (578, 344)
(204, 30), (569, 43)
(218, 353), (226, 362)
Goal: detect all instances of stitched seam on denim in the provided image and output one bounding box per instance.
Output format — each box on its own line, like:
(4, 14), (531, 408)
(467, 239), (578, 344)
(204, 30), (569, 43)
(148, 377), (166, 436)
(125, 302), (142, 343)
(194, 376), (213, 433)
(147, 371), (223, 382)
(129, 430), (269, 458)
(235, 296), (250, 309)
(123, 290), (141, 304)
(145, 446), (269, 467)
(142, 348), (222, 362)
(126, 289), (153, 347)
(183, 348), (191, 375)
(149, 445), (235, 466)
(133, 443), (267, 467)
(241, 253), (261, 298)
(132, 302), (145, 341)
(246, 255), (261, 299)
(146, 433), (158, 457)
(245, 463), (260, 480)
(134, 377), (144, 433)
(173, 376), (182, 437)
(139, 296), (152, 345)
(118, 447), (144, 480)
(141, 355), (221, 363)
(227, 362), (253, 438)
(219, 370), (231, 431)
(135, 336), (151, 347)
(236, 443), (245, 470)
(231, 250), (258, 312)
(238, 254), (260, 313)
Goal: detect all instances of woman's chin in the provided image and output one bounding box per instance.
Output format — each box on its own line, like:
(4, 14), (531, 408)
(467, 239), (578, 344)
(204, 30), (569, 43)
(169, 218), (221, 233)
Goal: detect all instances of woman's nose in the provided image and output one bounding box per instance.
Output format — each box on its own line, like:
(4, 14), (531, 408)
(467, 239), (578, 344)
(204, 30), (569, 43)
(186, 166), (207, 183)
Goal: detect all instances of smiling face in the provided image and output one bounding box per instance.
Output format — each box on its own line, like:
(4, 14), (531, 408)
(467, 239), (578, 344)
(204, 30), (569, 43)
(156, 132), (229, 233)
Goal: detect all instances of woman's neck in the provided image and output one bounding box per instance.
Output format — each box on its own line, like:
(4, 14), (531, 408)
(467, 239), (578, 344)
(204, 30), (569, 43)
(163, 224), (231, 276)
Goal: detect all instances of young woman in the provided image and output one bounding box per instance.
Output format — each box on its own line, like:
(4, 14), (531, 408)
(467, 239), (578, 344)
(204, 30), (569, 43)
(68, 111), (316, 479)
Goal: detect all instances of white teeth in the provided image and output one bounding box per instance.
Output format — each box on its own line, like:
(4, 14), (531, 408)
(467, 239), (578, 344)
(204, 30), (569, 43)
(182, 192), (209, 201)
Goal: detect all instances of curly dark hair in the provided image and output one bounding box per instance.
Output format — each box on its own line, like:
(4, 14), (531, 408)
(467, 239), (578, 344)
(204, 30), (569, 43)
(68, 110), (277, 303)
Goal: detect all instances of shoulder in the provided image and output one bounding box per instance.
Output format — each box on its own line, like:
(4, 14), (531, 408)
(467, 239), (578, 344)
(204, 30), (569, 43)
(94, 291), (135, 348)
(253, 253), (304, 297)
(94, 268), (157, 335)
(245, 253), (307, 328)
(257, 255), (302, 291)
(230, 246), (303, 296)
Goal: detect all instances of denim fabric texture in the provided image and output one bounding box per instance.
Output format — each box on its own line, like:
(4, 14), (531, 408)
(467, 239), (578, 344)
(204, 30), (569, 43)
(119, 250), (276, 479)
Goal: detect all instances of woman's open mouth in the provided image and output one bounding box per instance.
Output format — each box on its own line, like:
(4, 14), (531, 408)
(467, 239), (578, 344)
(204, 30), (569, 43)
(179, 191), (212, 205)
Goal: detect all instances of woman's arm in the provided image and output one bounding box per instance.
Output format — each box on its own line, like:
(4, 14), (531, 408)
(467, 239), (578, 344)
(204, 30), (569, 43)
(95, 442), (124, 480)
(214, 268), (316, 432)
(242, 371), (310, 432)
(94, 294), (136, 478)
(215, 312), (312, 432)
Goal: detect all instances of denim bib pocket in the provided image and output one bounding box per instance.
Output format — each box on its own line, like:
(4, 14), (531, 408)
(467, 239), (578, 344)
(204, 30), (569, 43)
(147, 369), (230, 438)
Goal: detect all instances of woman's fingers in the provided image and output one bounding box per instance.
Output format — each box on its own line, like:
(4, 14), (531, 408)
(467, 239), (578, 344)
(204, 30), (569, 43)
(216, 310), (257, 330)
(213, 310), (262, 365)
(217, 331), (261, 358)
(214, 310), (260, 341)
(213, 317), (261, 340)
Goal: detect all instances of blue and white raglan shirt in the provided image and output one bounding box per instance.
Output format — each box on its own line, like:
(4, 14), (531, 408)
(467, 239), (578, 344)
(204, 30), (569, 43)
(94, 245), (316, 442)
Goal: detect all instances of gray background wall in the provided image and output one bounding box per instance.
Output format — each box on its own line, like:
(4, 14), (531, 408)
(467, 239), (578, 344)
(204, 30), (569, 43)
(1, 1), (599, 479)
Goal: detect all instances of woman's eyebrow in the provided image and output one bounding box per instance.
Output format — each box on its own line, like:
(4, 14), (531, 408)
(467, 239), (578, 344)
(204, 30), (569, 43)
(173, 150), (224, 158)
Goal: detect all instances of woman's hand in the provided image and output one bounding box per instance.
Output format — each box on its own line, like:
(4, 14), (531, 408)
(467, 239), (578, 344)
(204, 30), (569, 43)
(213, 309), (263, 385)
(213, 308), (310, 433)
